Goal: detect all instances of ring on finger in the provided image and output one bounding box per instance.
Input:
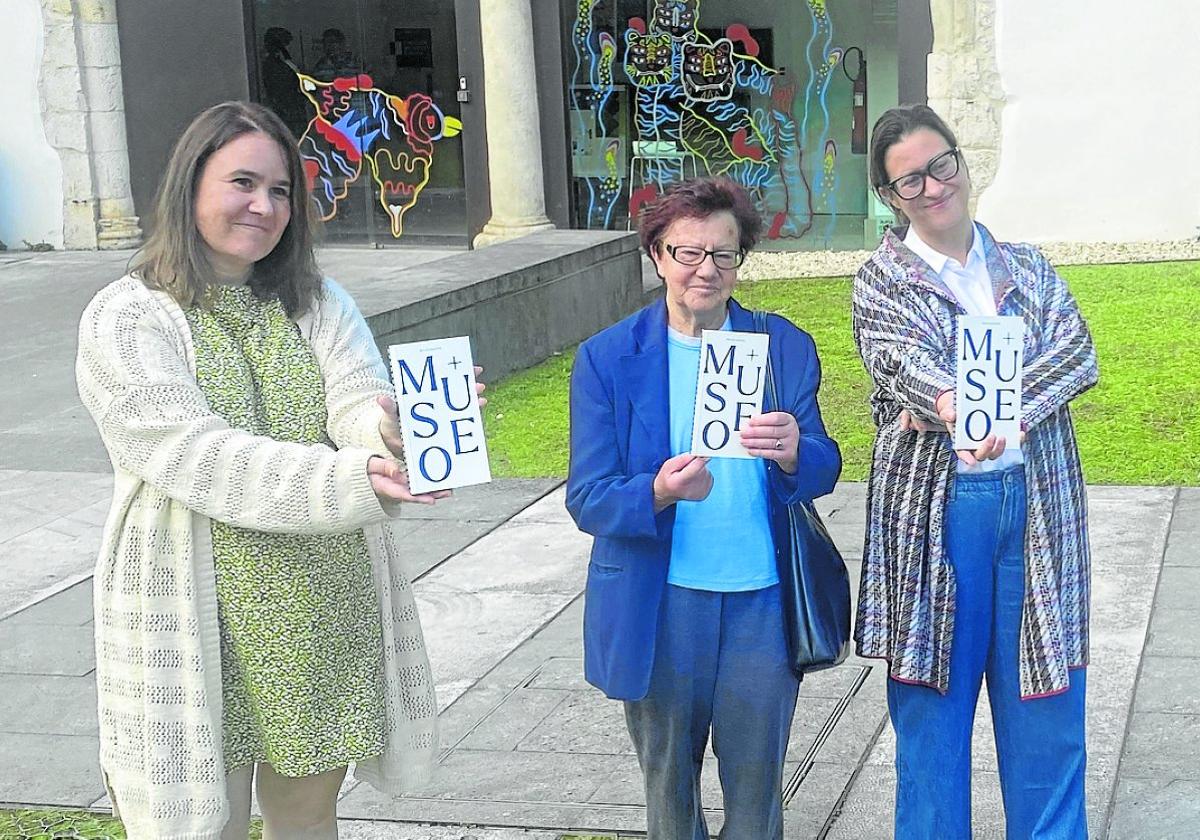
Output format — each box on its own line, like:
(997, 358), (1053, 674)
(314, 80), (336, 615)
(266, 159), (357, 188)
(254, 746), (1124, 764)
(774, 438), (782, 450)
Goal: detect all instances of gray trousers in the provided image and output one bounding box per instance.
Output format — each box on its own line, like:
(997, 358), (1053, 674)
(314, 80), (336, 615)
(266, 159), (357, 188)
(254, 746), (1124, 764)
(624, 583), (801, 840)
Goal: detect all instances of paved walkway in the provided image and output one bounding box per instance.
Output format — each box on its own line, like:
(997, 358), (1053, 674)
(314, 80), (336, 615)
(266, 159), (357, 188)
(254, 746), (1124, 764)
(1, 251), (1198, 838)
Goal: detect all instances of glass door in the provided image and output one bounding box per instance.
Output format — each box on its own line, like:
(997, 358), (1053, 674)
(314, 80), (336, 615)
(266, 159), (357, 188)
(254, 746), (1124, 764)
(249, 0), (468, 247)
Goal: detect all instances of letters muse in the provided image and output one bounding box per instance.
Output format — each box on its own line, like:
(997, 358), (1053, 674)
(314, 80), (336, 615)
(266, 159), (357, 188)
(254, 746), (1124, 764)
(396, 355), (480, 483)
(701, 343), (763, 450)
(961, 328), (1019, 442)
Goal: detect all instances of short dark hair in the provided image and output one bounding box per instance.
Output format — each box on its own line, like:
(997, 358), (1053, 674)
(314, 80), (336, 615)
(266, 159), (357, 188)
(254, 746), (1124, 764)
(868, 104), (960, 223)
(131, 101), (321, 317)
(638, 177), (763, 258)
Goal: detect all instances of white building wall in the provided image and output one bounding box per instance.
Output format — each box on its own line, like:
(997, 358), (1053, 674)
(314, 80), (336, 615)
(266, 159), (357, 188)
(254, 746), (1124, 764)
(976, 0), (1200, 243)
(0, 0), (66, 249)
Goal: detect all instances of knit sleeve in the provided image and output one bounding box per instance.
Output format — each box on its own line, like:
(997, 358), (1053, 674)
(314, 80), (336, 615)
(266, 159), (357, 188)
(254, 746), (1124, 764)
(76, 281), (389, 535)
(307, 279), (394, 456)
(852, 262), (956, 423)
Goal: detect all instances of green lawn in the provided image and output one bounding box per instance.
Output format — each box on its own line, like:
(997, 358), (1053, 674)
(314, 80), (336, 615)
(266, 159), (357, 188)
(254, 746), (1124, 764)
(483, 260), (1200, 485)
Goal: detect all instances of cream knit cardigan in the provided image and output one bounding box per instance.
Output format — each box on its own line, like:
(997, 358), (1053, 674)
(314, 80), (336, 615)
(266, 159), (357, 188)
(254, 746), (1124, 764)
(75, 275), (439, 840)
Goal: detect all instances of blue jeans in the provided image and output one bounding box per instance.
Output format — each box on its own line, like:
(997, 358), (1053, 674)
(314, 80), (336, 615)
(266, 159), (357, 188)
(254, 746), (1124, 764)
(888, 465), (1088, 839)
(624, 583), (800, 840)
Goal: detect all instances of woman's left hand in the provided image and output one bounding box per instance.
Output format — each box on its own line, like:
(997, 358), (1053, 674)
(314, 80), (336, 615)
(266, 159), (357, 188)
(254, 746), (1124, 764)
(377, 366), (487, 458)
(741, 411), (799, 473)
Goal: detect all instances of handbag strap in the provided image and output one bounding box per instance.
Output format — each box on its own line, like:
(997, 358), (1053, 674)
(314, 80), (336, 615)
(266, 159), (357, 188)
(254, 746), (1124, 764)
(751, 310), (779, 414)
(752, 310), (827, 528)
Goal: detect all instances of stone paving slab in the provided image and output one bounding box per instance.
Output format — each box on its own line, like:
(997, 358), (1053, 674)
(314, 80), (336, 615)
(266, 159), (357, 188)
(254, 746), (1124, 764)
(1105, 490), (1200, 839)
(0, 469), (113, 619)
(1116, 712), (1200, 777)
(0, 673), (98, 737)
(1143, 605), (1199, 658)
(3, 579), (93, 626)
(0, 623), (95, 676)
(0, 732), (104, 808)
(1107, 778), (1200, 840)
(414, 488), (590, 708)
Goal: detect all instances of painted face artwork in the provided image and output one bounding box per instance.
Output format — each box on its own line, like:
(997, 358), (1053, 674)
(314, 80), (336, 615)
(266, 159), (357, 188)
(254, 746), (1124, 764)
(882, 127), (971, 241)
(651, 210), (742, 326)
(624, 29), (673, 87)
(193, 131), (292, 280)
(297, 75), (462, 238)
(653, 0), (698, 40)
(681, 39), (736, 102)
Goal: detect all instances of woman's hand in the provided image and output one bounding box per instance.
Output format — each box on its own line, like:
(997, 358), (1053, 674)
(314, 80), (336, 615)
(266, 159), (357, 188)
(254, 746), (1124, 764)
(377, 365), (488, 458)
(898, 409), (941, 433)
(652, 453), (713, 513)
(473, 365), (488, 407)
(740, 411), (799, 473)
(377, 396), (406, 459)
(367, 456), (451, 505)
(935, 390), (1020, 466)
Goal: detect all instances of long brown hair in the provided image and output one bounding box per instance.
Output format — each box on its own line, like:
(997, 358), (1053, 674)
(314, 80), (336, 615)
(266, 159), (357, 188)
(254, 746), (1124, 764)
(131, 101), (321, 317)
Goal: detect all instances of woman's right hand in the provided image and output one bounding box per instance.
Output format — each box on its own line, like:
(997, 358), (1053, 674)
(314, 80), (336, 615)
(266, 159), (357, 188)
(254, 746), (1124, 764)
(368, 456), (451, 505)
(935, 390), (1010, 466)
(652, 453), (713, 513)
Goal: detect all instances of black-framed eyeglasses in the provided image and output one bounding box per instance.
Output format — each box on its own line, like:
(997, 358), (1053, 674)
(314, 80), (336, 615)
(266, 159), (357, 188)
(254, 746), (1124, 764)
(664, 243), (745, 270)
(882, 147), (961, 200)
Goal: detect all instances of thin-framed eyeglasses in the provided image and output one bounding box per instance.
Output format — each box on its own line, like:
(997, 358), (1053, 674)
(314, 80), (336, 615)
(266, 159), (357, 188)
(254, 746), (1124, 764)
(664, 243), (745, 270)
(882, 147), (961, 200)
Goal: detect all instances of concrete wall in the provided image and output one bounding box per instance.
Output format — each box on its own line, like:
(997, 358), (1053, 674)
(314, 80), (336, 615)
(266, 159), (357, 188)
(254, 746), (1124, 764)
(974, 0), (1200, 242)
(348, 230), (643, 381)
(0, 1), (64, 249)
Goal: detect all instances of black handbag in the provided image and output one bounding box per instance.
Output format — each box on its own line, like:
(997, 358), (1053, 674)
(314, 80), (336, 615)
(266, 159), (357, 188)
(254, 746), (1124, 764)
(753, 311), (852, 674)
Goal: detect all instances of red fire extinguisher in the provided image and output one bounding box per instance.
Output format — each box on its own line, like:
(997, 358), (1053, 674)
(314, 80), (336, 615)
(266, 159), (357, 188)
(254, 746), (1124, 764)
(843, 46), (868, 154)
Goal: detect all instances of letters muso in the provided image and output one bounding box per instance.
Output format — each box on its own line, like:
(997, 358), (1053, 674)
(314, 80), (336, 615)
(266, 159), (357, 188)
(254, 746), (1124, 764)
(953, 315), (1025, 450)
(691, 330), (769, 459)
(388, 336), (492, 494)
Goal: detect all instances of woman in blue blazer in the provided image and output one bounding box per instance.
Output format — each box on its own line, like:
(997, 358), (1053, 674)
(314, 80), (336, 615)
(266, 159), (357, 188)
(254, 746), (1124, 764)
(566, 177), (841, 839)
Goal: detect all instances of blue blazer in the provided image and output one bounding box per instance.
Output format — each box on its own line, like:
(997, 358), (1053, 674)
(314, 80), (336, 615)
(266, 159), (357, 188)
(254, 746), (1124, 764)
(565, 298), (842, 700)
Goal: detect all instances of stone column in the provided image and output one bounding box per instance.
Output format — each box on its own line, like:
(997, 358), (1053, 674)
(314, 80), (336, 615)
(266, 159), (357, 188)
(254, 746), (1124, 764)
(77, 0), (142, 248)
(927, 0), (1003, 211)
(39, 0), (141, 249)
(472, 0), (554, 248)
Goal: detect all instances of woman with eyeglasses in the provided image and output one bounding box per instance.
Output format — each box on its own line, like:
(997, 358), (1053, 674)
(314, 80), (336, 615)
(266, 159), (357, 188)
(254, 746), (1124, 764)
(565, 177), (841, 839)
(852, 104), (1098, 838)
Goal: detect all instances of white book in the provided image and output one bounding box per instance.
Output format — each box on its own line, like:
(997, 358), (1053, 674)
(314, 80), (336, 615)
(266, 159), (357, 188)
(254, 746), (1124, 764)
(953, 315), (1025, 450)
(387, 336), (492, 494)
(691, 329), (770, 459)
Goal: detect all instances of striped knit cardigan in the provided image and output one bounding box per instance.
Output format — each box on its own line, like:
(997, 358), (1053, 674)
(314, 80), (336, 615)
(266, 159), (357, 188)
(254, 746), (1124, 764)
(76, 276), (439, 840)
(851, 224), (1098, 699)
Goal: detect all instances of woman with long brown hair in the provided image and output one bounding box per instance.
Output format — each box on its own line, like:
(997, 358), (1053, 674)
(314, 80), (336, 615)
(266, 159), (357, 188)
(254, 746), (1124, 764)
(76, 101), (472, 839)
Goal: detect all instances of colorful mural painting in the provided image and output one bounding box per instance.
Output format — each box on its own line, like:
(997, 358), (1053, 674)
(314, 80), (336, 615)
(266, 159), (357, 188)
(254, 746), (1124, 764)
(569, 0), (848, 243)
(296, 72), (461, 237)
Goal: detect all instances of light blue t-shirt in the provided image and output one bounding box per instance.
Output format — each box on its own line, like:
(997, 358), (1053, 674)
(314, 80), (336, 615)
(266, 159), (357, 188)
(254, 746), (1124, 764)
(666, 320), (778, 591)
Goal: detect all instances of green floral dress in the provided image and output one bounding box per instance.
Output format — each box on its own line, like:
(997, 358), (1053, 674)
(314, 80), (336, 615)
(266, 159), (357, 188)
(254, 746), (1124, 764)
(186, 284), (386, 777)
